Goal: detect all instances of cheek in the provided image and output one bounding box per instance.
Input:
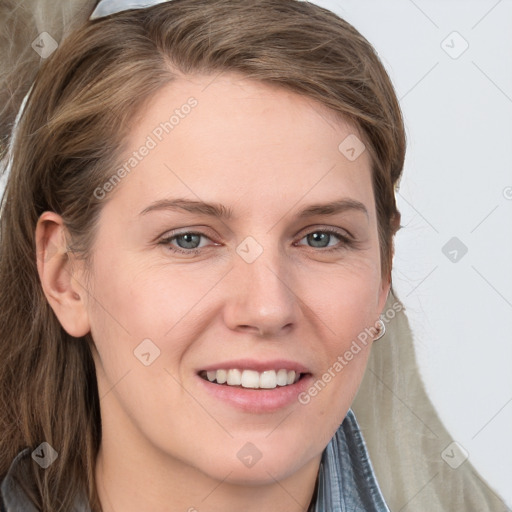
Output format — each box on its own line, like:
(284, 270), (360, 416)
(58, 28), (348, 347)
(84, 252), (228, 396)
(86, 253), (205, 340)
(303, 255), (382, 336)
(83, 253), (172, 378)
(298, 260), (380, 416)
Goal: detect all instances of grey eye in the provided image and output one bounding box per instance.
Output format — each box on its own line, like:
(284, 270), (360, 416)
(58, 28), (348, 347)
(306, 232), (333, 248)
(175, 233), (202, 249)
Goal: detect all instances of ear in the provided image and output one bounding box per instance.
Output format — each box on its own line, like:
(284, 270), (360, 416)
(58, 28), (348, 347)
(35, 212), (91, 337)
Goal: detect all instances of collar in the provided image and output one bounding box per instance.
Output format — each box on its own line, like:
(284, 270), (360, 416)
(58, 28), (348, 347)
(313, 408), (390, 511)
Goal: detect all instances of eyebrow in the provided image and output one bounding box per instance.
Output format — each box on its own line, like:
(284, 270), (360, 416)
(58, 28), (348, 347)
(139, 197), (368, 219)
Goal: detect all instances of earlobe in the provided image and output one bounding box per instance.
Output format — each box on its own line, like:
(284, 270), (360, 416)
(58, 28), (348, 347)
(35, 212), (91, 337)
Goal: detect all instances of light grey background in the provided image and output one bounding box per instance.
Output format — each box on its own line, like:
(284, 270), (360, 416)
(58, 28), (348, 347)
(311, 0), (512, 506)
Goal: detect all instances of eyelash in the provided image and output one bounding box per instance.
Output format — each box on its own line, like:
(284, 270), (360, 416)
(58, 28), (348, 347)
(157, 227), (354, 256)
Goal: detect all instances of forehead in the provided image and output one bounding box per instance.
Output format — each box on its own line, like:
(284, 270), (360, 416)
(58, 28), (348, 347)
(104, 73), (374, 219)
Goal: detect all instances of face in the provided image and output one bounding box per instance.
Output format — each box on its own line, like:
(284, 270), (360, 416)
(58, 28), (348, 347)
(76, 73), (389, 484)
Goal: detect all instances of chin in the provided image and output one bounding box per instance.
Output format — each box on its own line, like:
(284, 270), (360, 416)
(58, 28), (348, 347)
(211, 461), (301, 487)
(193, 445), (315, 487)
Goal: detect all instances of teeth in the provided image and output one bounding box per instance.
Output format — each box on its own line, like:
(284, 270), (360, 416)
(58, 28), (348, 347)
(202, 368), (301, 389)
(276, 369), (288, 386)
(260, 370), (277, 389)
(241, 370), (260, 388)
(227, 369), (242, 386)
(216, 369), (227, 384)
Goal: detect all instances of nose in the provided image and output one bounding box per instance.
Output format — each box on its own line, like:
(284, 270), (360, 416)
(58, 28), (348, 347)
(222, 243), (300, 338)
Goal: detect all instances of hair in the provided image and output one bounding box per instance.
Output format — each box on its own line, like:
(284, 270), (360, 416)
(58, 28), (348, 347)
(0, 0), (406, 510)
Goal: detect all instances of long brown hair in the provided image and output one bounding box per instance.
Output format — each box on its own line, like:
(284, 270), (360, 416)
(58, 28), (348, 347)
(0, 1), (406, 510)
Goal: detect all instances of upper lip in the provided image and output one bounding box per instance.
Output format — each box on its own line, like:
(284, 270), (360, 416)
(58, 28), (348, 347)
(198, 359), (310, 374)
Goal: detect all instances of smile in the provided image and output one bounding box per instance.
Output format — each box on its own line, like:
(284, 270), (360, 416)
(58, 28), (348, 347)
(199, 369), (303, 389)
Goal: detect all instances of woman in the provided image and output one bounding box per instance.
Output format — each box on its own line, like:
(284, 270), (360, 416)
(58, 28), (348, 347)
(0, 1), (508, 511)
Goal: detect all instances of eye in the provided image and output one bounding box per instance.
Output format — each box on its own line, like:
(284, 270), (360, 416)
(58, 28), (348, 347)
(296, 228), (353, 251)
(158, 231), (215, 255)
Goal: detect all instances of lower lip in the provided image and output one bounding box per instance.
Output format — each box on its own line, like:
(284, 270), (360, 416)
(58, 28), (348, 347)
(197, 374), (313, 413)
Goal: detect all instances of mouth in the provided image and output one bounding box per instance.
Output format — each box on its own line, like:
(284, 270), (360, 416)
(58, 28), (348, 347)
(196, 362), (313, 413)
(198, 368), (308, 389)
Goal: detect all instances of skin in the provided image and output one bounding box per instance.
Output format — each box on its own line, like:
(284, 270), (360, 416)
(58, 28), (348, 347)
(36, 73), (390, 512)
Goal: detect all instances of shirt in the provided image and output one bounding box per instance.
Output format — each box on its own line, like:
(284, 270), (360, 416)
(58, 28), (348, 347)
(1, 408), (390, 511)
